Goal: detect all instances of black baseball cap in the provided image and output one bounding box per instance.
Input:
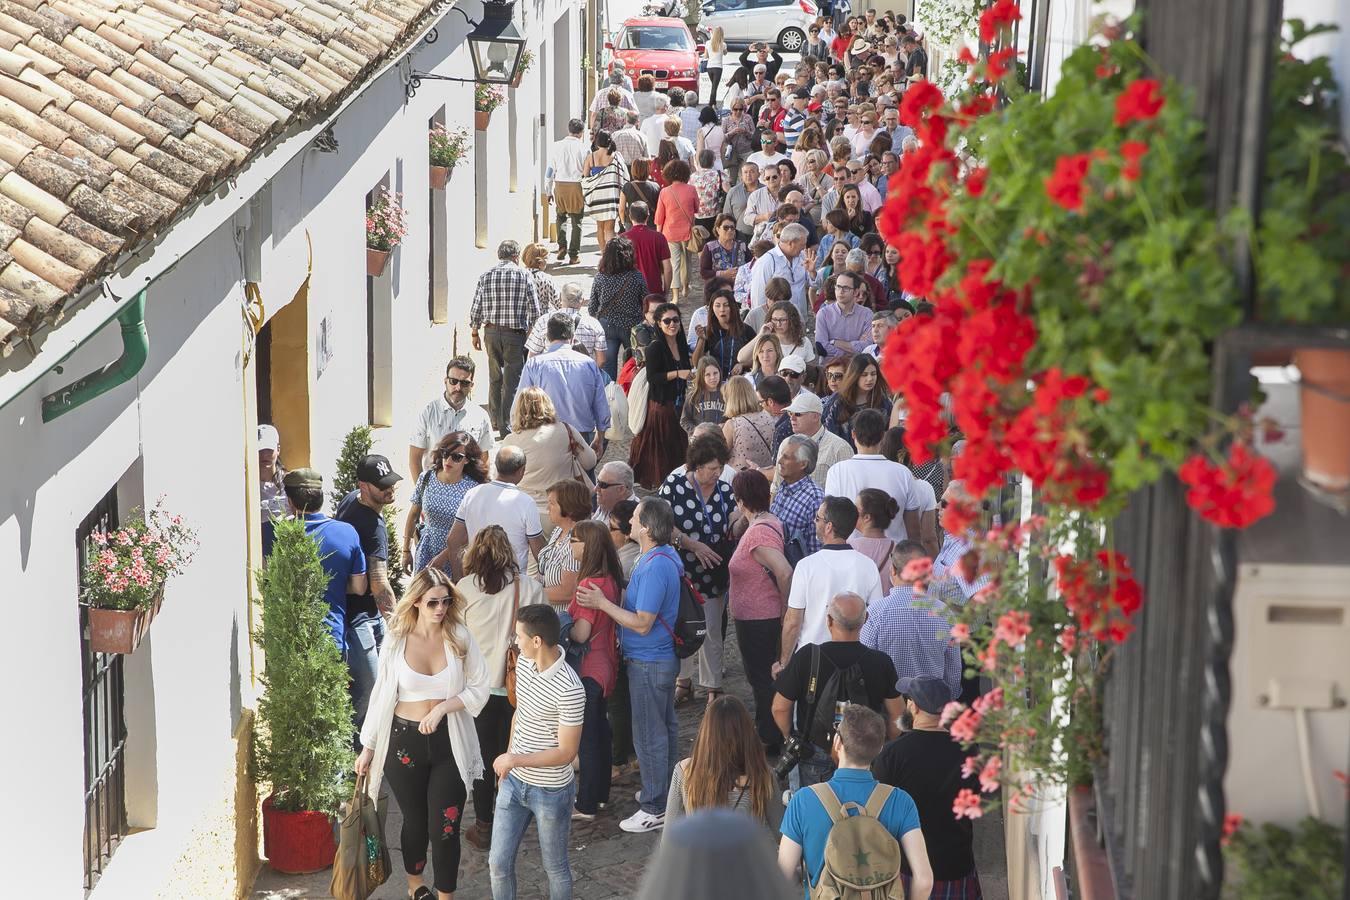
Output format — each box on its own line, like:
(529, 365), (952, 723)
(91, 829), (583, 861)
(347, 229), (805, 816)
(897, 675), (953, 714)
(792, 87), (810, 100)
(357, 454), (402, 489)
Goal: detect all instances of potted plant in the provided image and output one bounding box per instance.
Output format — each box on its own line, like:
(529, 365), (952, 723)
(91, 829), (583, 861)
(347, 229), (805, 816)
(82, 502), (197, 654)
(474, 83), (505, 130)
(428, 124), (470, 190)
(255, 517), (354, 874)
(511, 47), (534, 88)
(365, 188), (406, 277)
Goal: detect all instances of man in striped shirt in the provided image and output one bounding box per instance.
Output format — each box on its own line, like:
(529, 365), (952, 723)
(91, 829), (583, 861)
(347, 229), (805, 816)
(488, 604), (585, 900)
(781, 89), (810, 150)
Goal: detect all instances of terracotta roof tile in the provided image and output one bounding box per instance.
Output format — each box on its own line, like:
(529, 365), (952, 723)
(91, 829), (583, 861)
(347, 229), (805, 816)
(1, 0), (451, 356)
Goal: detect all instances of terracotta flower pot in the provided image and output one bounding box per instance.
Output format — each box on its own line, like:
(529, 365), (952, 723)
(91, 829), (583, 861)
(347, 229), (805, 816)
(1294, 348), (1350, 493)
(475, 109), (492, 130)
(87, 590), (162, 654)
(429, 165), (451, 190)
(366, 247), (391, 277)
(262, 794), (337, 874)
(511, 72), (523, 89)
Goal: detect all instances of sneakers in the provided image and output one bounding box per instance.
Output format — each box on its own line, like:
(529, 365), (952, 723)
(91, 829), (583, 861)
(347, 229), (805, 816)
(619, 809), (665, 833)
(572, 807), (596, 821)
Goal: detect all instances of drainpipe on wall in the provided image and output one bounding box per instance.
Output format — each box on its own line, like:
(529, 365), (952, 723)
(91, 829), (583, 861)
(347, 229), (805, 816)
(41, 291), (148, 422)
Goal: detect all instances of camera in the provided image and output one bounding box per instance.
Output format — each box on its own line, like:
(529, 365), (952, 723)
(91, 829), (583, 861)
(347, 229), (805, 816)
(773, 734), (806, 780)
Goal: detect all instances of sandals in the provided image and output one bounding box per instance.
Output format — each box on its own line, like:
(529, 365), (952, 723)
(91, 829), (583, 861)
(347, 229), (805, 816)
(674, 679), (694, 706)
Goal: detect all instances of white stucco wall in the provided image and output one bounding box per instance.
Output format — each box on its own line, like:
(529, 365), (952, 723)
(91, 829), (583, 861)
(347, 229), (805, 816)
(0, 0), (580, 894)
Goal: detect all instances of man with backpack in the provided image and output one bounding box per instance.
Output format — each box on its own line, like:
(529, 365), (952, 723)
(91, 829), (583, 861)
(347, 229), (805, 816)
(778, 704), (934, 899)
(772, 592), (904, 789)
(575, 497), (693, 834)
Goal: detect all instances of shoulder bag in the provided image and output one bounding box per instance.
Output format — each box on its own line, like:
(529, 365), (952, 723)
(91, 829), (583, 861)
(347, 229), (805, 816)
(671, 186), (705, 254)
(330, 773), (390, 900)
(503, 577), (523, 707)
(565, 425), (596, 492)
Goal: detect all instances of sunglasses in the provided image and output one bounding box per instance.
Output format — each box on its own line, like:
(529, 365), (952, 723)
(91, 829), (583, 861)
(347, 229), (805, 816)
(660, 317), (681, 325)
(440, 450), (467, 462)
(446, 376), (473, 387)
(733, 106), (745, 111)
(422, 597), (449, 609)
(596, 480), (621, 490)
(827, 371), (845, 381)
(778, 370), (801, 379)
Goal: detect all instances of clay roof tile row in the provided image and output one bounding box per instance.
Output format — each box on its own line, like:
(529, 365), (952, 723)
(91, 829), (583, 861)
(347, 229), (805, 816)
(1, 0), (446, 357)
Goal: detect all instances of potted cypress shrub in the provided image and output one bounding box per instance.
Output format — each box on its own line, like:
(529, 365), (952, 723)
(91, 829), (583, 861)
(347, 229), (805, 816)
(428, 124), (470, 191)
(365, 189), (406, 277)
(475, 83), (505, 130)
(255, 518), (354, 874)
(82, 503), (197, 654)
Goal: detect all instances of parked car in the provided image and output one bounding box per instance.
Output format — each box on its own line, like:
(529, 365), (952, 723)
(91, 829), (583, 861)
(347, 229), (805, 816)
(607, 17), (702, 94)
(699, 0), (818, 52)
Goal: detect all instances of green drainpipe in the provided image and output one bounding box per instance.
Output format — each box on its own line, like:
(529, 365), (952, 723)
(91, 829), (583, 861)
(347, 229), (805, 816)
(41, 291), (148, 422)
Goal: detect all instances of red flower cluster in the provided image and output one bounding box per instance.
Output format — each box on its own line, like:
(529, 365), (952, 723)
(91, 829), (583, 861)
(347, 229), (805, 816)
(1120, 140), (1148, 181)
(987, 47), (1018, 82)
(1045, 153), (1093, 211)
(1114, 78), (1165, 127)
(1177, 441), (1277, 528)
(1054, 550), (1144, 644)
(979, 0), (1022, 43)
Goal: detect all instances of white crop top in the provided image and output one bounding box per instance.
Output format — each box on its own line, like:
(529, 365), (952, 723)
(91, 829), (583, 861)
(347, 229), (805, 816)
(396, 644), (451, 702)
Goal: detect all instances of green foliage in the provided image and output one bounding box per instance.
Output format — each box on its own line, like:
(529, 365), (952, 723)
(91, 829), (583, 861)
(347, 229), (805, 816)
(1223, 817), (1345, 899)
(331, 425), (405, 594)
(429, 124), (471, 170)
(254, 518), (354, 815)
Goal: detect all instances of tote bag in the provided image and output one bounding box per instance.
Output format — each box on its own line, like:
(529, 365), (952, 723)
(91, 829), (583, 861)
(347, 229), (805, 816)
(628, 366), (651, 434)
(330, 774), (390, 900)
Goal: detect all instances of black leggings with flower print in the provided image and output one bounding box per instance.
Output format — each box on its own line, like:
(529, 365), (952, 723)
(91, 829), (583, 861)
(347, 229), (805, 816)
(385, 715), (468, 892)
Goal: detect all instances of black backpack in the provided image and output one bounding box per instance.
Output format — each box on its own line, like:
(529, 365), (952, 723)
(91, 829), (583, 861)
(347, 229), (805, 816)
(803, 645), (872, 751)
(652, 550), (707, 659)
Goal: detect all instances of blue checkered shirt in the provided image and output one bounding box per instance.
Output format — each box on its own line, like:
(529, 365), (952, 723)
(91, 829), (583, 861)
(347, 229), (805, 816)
(469, 260), (542, 331)
(861, 585), (962, 700)
(771, 475), (824, 556)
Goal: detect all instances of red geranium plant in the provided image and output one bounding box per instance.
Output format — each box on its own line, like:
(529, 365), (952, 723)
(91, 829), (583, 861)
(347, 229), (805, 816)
(875, 7), (1306, 818)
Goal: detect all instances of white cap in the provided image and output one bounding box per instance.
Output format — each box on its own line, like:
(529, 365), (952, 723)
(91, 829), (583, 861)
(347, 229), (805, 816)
(785, 391), (823, 415)
(779, 354), (807, 374)
(258, 424), (280, 452)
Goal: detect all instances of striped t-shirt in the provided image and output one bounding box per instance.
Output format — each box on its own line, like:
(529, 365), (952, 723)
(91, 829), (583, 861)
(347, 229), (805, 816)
(509, 648), (586, 787)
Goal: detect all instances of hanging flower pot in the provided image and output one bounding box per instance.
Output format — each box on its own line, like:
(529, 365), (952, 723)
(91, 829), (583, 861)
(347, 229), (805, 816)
(429, 165), (451, 190)
(474, 84), (504, 132)
(1294, 348), (1350, 494)
(366, 247), (391, 277)
(474, 109), (492, 130)
(262, 794), (337, 874)
(87, 589), (163, 654)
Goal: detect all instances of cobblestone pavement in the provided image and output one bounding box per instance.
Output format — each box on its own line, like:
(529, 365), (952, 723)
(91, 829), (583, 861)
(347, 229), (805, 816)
(253, 222), (1009, 900)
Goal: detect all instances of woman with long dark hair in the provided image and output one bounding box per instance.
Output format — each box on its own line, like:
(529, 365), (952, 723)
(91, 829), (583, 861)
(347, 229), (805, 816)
(821, 352), (893, 447)
(356, 567), (489, 900)
(589, 236), (648, 379)
(566, 519), (625, 819)
(620, 158), (661, 230)
(629, 301), (692, 488)
(838, 182), (876, 237)
(403, 431), (486, 576)
(692, 287), (756, 377)
(664, 695), (782, 830)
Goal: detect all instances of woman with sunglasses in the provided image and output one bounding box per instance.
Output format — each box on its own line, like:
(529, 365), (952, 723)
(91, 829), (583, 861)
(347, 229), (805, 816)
(629, 302), (692, 489)
(356, 566), (489, 900)
(803, 21), (830, 63)
(821, 352), (893, 447)
(403, 431), (487, 576)
(699, 213), (748, 296)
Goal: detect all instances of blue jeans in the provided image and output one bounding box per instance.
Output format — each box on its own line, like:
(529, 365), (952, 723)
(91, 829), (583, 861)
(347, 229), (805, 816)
(345, 615), (384, 741)
(628, 656), (680, 815)
(601, 319), (630, 381)
(787, 743), (836, 794)
(489, 772), (576, 900)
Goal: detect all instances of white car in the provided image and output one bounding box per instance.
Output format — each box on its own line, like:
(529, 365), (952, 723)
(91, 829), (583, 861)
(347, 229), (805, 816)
(700, 0), (818, 52)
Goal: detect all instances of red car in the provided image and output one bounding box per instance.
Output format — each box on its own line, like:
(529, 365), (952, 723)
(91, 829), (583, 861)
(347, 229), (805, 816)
(607, 17), (702, 94)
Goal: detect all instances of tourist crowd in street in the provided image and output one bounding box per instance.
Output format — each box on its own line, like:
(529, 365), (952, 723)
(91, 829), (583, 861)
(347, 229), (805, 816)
(258, 10), (994, 900)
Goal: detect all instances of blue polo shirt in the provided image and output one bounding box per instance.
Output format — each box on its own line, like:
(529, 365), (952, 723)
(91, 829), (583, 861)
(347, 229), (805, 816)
(620, 547), (682, 662)
(296, 513), (366, 651)
(781, 767), (922, 894)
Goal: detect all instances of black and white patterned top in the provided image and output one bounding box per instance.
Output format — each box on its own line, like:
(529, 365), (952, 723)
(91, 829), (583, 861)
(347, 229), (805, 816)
(657, 471), (735, 597)
(537, 526), (579, 599)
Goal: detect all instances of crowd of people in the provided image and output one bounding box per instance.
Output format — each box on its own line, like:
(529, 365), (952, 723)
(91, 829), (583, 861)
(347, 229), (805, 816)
(256, 10), (998, 900)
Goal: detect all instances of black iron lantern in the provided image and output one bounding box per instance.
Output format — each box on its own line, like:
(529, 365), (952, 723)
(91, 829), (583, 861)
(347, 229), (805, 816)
(466, 1), (525, 84)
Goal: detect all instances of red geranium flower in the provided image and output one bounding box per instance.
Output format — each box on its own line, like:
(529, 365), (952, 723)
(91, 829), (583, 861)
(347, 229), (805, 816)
(1177, 441), (1277, 528)
(1114, 78), (1165, 127)
(1045, 153), (1093, 211)
(966, 166), (988, 197)
(978, 0), (1022, 44)
(1120, 140), (1149, 181)
(899, 80), (945, 129)
(986, 47), (1018, 82)
(957, 46), (977, 65)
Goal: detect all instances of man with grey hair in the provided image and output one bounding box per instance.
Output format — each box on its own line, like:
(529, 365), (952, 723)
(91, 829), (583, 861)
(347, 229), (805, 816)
(441, 445), (544, 577)
(591, 460), (639, 523)
(546, 118), (590, 264)
(575, 496), (682, 833)
(612, 110), (650, 169)
(526, 282), (604, 365)
(779, 705), (930, 892)
(771, 433), (825, 560)
(779, 390), (853, 488)
(608, 56), (635, 92)
(641, 93), (674, 156)
(748, 222), (811, 315)
(470, 239), (543, 435)
(772, 592), (905, 789)
(514, 312), (610, 449)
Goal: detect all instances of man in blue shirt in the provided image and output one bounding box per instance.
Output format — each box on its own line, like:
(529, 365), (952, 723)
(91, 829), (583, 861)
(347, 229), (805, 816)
(576, 497), (681, 834)
(276, 468), (367, 652)
(513, 312), (610, 455)
(779, 705), (933, 898)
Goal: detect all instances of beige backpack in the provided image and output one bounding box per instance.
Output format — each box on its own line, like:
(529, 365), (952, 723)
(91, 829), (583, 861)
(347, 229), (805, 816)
(807, 783), (903, 900)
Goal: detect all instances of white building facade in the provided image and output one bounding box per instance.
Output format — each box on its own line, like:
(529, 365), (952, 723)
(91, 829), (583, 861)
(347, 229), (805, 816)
(0, 0), (595, 896)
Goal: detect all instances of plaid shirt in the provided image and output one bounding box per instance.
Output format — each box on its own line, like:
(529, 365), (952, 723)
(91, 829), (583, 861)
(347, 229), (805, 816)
(932, 533), (992, 603)
(470, 260), (541, 331)
(771, 475), (824, 556)
(612, 126), (649, 168)
(860, 585), (962, 700)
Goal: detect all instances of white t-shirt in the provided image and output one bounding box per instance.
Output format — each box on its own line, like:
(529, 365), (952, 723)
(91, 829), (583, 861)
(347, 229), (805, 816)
(823, 454), (925, 542)
(787, 546), (885, 649)
(745, 150), (788, 172)
(454, 480), (543, 572)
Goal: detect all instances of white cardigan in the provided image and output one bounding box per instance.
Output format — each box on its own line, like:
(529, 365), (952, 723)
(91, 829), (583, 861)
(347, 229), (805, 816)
(359, 624), (489, 802)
